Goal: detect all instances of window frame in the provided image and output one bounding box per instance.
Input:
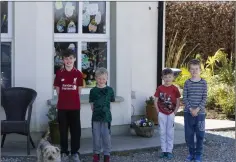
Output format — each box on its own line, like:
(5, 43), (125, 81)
(1, 2), (13, 88)
(54, 1), (111, 94)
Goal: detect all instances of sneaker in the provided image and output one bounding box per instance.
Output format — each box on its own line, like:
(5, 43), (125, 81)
(61, 153), (69, 162)
(166, 152), (174, 159)
(93, 154), (100, 162)
(194, 155), (202, 162)
(71, 153), (81, 162)
(104, 155), (110, 162)
(159, 152), (167, 158)
(185, 154), (194, 162)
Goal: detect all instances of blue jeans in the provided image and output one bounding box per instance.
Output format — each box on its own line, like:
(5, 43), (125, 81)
(184, 112), (205, 156)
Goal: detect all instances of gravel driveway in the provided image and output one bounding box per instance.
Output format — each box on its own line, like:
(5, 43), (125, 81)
(1, 130), (235, 162)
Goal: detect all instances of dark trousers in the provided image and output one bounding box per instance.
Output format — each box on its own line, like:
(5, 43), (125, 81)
(184, 112), (205, 156)
(58, 109), (81, 155)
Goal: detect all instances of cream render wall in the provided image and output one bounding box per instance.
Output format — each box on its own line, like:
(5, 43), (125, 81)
(0, 2), (158, 132)
(128, 2), (158, 115)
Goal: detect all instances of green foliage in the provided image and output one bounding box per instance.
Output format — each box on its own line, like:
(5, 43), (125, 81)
(145, 96), (155, 105)
(165, 30), (199, 68)
(214, 84), (235, 117)
(174, 67), (191, 89)
(46, 105), (58, 123)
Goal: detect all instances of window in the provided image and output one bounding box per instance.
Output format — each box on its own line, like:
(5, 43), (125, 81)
(54, 1), (110, 93)
(1, 1), (13, 89)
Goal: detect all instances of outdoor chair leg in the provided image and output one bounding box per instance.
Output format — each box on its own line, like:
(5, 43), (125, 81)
(27, 135), (30, 155)
(1, 134), (6, 148)
(29, 135), (35, 148)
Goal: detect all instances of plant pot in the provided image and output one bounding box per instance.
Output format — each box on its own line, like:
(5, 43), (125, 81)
(49, 122), (60, 145)
(131, 124), (154, 138)
(146, 104), (158, 125)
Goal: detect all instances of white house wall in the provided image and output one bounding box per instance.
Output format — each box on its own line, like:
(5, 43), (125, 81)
(128, 2), (158, 115)
(0, 2), (158, 132)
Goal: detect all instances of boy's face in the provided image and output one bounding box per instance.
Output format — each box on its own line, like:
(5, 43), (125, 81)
(189, 64), (201, 77)
(162, 74), (174, 85)
(63, 55), (76, 68)
(96, 74), (108, 87)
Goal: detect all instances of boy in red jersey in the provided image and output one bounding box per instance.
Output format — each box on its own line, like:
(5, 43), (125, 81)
(154, 68), (181, 160)
(54, 49), (83, 162)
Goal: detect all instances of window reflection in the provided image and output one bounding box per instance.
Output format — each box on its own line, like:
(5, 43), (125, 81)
(1, 1), (8, 33)
(1, 42), (11, 88)
(82, 2), (106, 34)
(81, 42), (107, 87)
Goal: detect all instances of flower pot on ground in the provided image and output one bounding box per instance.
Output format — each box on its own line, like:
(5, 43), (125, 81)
(48, 121), (60, 144)
(130, 118), (155, 138)
(145, 96), (158, 125)
(46, 105), (60, 144)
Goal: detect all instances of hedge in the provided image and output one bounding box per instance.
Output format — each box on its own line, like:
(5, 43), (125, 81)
(165, 2), (235, 64)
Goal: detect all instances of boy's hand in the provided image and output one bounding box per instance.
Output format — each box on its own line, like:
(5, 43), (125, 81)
(156, 107), (159, 114)
(190, 108), (199, 117)
(174, 110), (178, 115)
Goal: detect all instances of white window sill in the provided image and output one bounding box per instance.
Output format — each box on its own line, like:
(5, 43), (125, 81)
(47, 94), (124, 106)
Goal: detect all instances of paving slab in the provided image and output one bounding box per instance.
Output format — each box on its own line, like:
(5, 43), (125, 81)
(175, 116), (235, 130)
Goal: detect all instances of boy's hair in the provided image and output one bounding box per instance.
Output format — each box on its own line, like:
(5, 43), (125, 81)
(95, 67), (108, 77)
(162, 68), (174, 76)
(61, 49), (76, 58)
(188, 59), (201, 69)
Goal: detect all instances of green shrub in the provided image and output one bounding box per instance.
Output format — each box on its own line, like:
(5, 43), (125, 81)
(174, 67), (191, 89)
(214, 84), (235, 117)
(166, 2), (235, 63)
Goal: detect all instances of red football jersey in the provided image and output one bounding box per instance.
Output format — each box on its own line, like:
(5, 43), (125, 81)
(154, 85), (181, 115)
(54, 67), (83, 110)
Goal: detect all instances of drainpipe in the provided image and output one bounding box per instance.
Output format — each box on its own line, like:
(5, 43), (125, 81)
(157, 1), (165, 87)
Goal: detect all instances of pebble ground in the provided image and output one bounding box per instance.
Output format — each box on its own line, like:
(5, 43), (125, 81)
(1, 130), (235, 162)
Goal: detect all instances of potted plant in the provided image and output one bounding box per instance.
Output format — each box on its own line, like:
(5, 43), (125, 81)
(145, 96), (158, 125)
(130, 117), (154, 138)
(46, 105), (60, 144)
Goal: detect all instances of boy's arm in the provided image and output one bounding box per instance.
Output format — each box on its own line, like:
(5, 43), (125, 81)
(53, 71), (61, 96)
(110, 88), (115, 102)
(154, 97), (159, 113)
(77, 71), (84, 96)
(89, 89), (94, 111)
(174, 98), (180, 114)
(55, 87), (60, 96)
(183, 81), (192, 110)
(196, 81), (208, 112)
(154, 87), (160, 113)
(174, 87), (181, 114)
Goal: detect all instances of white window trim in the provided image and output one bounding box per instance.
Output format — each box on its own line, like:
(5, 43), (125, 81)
(1, 2), (13, 87)
(54, 2), (110, 95)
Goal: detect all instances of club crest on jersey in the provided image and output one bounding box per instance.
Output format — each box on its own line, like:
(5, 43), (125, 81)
(73, 78), (77, 84)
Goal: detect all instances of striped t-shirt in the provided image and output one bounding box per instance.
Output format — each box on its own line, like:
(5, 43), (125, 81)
(183, 78), (207, 114)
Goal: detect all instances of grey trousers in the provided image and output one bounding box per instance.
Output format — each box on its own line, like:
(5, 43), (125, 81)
(92, 121), (111, 155)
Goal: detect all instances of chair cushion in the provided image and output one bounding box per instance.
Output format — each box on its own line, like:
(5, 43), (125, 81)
(1, 120), (28, 134)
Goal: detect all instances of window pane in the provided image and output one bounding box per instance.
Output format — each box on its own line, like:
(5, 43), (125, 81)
(54, 2), (78, 33)
(1, 42), (11, 88)
(54, 42), (77, 74)
(81, 42), (107, 87)
(1, 1), (8, 33)
(82, 2), (106, 34)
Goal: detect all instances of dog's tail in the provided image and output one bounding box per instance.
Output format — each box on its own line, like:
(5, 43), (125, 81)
(41, 128), (50, 139)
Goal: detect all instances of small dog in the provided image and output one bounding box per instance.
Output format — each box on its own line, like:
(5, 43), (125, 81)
(37, 129), (61, 162)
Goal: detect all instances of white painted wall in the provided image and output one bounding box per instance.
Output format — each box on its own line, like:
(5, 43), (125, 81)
(125, 2), (158, 115)
(0, 2), (158, 131)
